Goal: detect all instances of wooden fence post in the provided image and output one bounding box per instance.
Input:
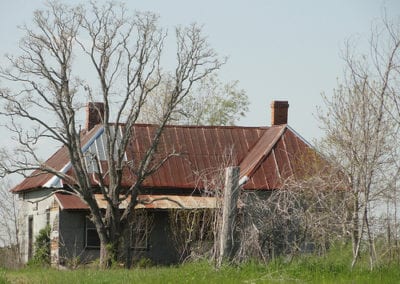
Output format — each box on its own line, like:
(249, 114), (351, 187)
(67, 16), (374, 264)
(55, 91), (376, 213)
(218, 166), (240, 266)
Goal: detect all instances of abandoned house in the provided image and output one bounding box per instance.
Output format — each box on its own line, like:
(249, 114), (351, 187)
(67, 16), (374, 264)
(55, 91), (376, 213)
(12, 100), (318, 265)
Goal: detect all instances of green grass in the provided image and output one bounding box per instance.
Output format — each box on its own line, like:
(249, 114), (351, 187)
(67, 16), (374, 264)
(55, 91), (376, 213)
(2, 254), (400, 283)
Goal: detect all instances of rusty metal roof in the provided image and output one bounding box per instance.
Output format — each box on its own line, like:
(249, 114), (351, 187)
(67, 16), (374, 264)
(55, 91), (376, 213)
(12, 123), (313, 193)
(54, 192), (88, 210)
(54, 193), (217, 210)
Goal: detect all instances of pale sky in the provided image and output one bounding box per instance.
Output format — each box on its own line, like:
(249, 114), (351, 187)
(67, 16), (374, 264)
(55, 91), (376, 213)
(1, 0), (400, 145)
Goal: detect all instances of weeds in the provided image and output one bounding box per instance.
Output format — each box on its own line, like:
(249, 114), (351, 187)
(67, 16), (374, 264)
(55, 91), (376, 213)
(2, 252), (400, 283)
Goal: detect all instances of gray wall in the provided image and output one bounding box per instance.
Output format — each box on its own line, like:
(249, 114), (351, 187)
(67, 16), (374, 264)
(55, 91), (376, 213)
(57, 210), (179, 265)
(18, 189), (56, 263)
(58, 211), (99, 264)
(144, 211), (179, 264)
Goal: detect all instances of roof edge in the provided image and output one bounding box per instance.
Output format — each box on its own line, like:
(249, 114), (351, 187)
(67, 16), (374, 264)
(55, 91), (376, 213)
(43, 126), (105, 189)
(239, 124), (287, 178)
(286, 125), (314, 149)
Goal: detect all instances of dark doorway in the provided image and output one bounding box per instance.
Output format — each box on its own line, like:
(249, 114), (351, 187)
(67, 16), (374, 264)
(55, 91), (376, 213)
(28, 216), (33, 260)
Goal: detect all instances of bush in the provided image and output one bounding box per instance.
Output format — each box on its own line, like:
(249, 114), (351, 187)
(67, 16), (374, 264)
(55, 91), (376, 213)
(28, 225), (51, 267)
(135, 257), (153, 268)
(0, 245), (21, 269)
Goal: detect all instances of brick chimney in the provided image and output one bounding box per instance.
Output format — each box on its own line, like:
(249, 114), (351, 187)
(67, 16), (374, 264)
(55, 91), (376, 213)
(270, 100), (289, 125)
(85, 102), (105, 131)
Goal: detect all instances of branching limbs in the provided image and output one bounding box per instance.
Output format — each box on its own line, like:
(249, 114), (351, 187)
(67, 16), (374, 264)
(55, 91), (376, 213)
(0, 0), (224, 268)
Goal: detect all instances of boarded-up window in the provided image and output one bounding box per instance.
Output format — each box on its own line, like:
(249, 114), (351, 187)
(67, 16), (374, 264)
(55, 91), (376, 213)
(131, 219), (148, 249)
(131, 214), (148, 250)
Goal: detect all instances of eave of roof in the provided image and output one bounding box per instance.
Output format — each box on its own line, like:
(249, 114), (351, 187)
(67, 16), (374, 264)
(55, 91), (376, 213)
(54, 192), (217, 210)
(11, 125), (104, 193)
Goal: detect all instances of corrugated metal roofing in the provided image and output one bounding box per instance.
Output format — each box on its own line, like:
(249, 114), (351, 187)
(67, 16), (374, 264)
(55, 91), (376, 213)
(12, 123), (313, 193)
(55, 192), (88, 210)
(54, 193), (217, 210)
(12, 125), (103, 192)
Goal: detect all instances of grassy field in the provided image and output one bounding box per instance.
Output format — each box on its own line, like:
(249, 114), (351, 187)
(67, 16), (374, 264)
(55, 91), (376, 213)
(2, 257), (400, 284)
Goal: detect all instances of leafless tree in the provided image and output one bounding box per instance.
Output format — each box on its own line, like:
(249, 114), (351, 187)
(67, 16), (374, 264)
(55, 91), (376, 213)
(0, 178), (21, 267)
(0, 1), (223, 268)
(318, 15), (400, 270)
(235, 150), (350, 263)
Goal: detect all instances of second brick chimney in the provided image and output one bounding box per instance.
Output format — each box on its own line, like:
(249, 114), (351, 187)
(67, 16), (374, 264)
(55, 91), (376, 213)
(270, 100), (289, 126)
(85, 102), (105, 131)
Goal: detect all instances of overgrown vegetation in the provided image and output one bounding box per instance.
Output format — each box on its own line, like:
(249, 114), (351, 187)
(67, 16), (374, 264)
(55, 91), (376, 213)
(27, 226), (50, 267)
(2, 249), (400, 284)
(0, 245), (20, 269)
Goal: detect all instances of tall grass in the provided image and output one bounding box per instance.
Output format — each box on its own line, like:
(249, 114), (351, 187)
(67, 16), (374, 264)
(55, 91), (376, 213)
(3, 247), (400, 283)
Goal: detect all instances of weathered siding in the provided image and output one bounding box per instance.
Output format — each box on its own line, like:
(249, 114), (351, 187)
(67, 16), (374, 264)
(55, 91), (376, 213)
(55, 210), (179, 265)
(144, 211), (179, 264)
(58, 211), (99, 264)
(17, 189), (56, 263)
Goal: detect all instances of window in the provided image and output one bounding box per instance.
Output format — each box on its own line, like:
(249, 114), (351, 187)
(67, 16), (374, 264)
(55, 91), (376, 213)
(85, 213), (150, 250)
(131, 211), (150, 250)
(85, 220), (100, 248)
(46, 209), (50, 226)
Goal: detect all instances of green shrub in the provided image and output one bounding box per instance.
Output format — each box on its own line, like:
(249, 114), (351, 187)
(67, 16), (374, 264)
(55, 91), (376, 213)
(135, 257), (153, 268)
(28, 225), (51, 267)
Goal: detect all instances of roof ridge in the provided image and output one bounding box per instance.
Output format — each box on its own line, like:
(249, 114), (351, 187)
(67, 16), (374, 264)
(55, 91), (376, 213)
(104, 123), (269, 130)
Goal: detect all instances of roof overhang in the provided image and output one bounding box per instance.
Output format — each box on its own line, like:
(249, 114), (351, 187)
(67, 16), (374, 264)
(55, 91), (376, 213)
(54, 193), (217, 210)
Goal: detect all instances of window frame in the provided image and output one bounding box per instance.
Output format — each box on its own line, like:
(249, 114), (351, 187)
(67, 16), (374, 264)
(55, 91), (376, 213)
(85, 219), (101, 249)
(130, 217), (149, 250)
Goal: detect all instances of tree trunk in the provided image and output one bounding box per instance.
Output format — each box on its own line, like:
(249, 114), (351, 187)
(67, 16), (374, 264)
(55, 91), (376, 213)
(351, 192), (359, 260)
(351, 202), (367, 269)
(123, 223), (132, 268)
(100, 241), (112, 269)
(364, 205), (376, 270)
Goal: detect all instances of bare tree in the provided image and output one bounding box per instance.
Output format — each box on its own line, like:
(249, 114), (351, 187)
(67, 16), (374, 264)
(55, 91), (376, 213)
(235, 150), (350, 263)
(318, 15), (400, 270)
(0, 1), (223, 268)
(0, 179), (21, 267)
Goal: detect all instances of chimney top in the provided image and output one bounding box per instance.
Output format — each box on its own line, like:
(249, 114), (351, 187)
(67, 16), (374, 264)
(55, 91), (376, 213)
(270, 100), (289, 126)
(85, 102), (105, 131)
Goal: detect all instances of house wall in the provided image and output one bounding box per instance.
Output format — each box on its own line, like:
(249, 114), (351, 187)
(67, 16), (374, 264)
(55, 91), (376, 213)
(58, 210), (99, 264)
(17, 189), (57, 263)
(56, 210), (179, 265)
(143, 211), (179, 264)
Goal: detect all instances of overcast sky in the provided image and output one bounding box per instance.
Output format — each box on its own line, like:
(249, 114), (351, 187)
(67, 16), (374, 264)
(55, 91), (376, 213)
(1, 0), (400, 145)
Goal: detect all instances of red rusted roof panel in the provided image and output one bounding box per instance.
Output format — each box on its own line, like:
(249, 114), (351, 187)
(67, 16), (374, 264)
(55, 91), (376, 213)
(239, 125), (286, 178)
(274, 138), (293, 179)
(13, 123), (316, 193)
(243, 127), (313, 190)
(55, 193), (89, 210)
